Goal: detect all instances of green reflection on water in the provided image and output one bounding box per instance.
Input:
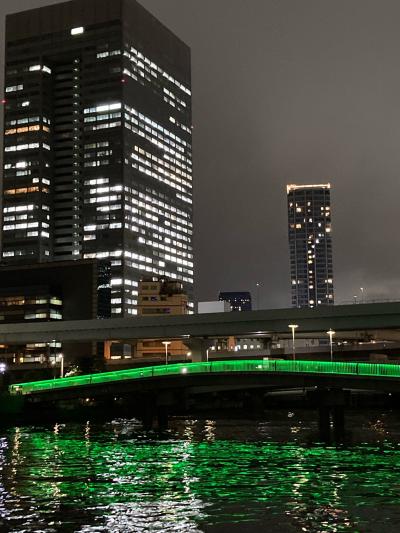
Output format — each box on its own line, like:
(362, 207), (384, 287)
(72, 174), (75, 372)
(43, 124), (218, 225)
(1, 419), (400, 532)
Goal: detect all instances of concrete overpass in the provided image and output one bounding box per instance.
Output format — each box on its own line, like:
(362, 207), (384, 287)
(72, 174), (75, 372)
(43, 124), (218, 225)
(1, 302), (400, 360)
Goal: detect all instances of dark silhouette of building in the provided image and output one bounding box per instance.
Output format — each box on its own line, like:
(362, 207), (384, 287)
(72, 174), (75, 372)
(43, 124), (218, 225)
(287, 183), (334, 308)
(219, 291), (252, 312)
(1, 0), (193, 317)
(0, 259), (111, 364)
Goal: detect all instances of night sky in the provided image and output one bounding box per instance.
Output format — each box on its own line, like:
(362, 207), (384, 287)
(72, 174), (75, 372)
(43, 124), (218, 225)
(1, 0), (400, 309)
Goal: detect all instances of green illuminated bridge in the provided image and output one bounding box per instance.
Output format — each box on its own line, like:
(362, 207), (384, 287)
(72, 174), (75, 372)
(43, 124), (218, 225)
(9, 359), (400, 398)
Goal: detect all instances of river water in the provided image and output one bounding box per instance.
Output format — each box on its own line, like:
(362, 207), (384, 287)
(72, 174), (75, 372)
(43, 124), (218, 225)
(1, 410), (400, 532)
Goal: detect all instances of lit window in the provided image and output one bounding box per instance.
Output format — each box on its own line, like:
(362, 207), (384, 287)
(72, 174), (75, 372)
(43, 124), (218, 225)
(5, 84), (23, 93)
(71, 27), (84, 35)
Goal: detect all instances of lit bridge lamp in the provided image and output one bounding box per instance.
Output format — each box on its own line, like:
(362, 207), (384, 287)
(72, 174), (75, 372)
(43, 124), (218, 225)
(288, 324), (299, 361)
(162, 341), (171, 365)
(327, 329), (335, 362)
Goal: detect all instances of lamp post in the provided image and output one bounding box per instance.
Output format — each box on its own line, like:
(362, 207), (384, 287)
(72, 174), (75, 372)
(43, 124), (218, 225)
(162, 341), (171, 365)
(360, 287), (364, 304)
(327, 329), (335, 362)
(288, 324), (299, 361)
(0, 362), (6, 390)
(255, 282), (261, 310)
(60, 353), (64, 379)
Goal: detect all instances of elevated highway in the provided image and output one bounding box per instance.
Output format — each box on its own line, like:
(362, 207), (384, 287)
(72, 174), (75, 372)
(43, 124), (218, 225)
(1, 302), (400, 346)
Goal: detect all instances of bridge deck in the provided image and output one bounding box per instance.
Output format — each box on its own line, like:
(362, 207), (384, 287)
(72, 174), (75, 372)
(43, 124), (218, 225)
(9, 359), (400, 396)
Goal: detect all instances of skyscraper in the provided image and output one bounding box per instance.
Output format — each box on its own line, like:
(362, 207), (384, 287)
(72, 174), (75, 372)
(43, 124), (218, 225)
(1, 0), (194, 317)
(287, 184), (334, 308)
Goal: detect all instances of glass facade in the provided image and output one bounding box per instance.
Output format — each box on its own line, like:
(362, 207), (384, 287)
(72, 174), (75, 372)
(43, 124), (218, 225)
(287, 184), (334, 308)
(1, 0), (193, 317)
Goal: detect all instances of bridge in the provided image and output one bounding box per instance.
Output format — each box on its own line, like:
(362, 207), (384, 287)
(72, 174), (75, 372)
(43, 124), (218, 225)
(7, 359), (400, 438)
(10, 359), (400, 398)
(2, 302), (400, 362)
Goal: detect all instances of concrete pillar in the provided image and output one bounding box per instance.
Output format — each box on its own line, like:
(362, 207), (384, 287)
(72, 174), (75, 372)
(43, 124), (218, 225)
(141, 394), (156, 431)
(104, 341), (112, 360)
(227, 336), (236, 351)
(157, 405), (169, 430)
(315, 388), (348, 443)
(318, 406), (331, 442)
(184, 338), (214, 362)
(332, 406), (345, 442)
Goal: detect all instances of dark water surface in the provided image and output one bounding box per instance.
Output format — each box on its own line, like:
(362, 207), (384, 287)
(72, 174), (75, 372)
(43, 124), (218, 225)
(2, 411), (400, 532)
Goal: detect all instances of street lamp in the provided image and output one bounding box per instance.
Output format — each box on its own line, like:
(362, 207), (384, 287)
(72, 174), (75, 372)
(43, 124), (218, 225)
(256, 282), (261, 310)
(162, 341), (171, 365)
(0, 362), (6, 374)
(52, 339), (57, 366)
(360, 287), (365, 303)
(327, 329), (335, 362)
(60, 353), (64, 379)
(288, 324), (299, 361)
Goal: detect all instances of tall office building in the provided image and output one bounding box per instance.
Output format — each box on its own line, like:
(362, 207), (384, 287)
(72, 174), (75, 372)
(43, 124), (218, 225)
(287, 184), (334, 308)
(1, 0), (194, 316)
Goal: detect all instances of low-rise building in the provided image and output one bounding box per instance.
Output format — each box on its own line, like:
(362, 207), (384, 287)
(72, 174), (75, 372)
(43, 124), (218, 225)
(198, 301), (231, 314)
(219, 291), (252, 312)
(135, 277), (189, 359)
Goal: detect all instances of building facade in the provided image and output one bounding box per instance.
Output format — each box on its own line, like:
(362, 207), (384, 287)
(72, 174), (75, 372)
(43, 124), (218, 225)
(287, 184), (334, 308)
(1, 0), (194, 317)
(0, 259), (111, 364)
(135, 277), (189, 358)
(219, 291), (252, 312)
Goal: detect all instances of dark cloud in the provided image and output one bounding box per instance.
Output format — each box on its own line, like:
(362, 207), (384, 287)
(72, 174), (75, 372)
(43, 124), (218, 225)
(1, 0), (400, 308)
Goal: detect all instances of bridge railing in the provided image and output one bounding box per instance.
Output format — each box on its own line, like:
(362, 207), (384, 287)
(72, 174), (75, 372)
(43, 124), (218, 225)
(9, 359), (400, 396)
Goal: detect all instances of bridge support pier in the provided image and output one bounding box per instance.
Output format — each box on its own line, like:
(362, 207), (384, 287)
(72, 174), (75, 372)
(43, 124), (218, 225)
(333, 406), (345, 441)
(184, 338), (214, 362)
(142, 399), (155, 431)
(244, 391), (265, 415)
(139, 392), (175, 431)
(312, 388), (348, 443)
(157, 405), (169, 431)
(318, 406), (331, 442)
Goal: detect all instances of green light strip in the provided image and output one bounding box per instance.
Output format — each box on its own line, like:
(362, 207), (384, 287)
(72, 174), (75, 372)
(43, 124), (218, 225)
(9, 359), (400, 396)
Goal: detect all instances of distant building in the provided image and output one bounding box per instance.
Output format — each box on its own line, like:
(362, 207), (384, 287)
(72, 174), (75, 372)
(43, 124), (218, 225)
(0, 260), (111, 364)
(137, 278), (189, 317)
(198, 300), (231, 314)
(135, 277), (189, 358)
(219, 292), (252, 312)
(287, 183), (334, 308)
(1, 0), (194, 317)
